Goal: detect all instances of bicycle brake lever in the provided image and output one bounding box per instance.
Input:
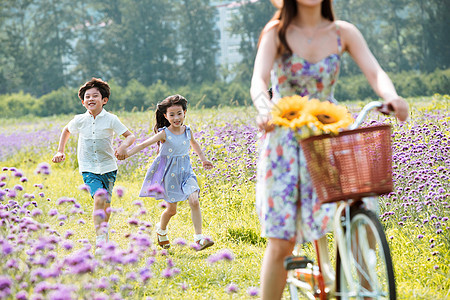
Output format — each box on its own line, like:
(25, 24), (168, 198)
(377, 103), (394, 115)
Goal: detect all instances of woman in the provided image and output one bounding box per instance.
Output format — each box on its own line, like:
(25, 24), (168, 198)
(250, 0), (408, 298)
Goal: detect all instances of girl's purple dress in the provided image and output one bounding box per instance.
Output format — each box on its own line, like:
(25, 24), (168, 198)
(139, 126), (199, 203)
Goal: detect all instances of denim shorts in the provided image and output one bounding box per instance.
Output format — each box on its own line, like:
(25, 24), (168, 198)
(81, 170), (117, 203)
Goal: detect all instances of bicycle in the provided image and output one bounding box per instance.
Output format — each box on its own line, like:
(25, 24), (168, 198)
(284, 101), (396, 300)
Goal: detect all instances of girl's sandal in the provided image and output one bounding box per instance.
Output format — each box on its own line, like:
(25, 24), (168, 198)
(196, 238), (214, 251)
(157, 232), (170, 249)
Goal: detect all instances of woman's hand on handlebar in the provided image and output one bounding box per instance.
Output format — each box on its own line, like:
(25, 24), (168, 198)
(381, 97), (409, 122)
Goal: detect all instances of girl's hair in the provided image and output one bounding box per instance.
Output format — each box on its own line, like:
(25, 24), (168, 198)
(262, 0), (335, 57)
(78, 77), (111, 101)
(154, 94), (188, 134)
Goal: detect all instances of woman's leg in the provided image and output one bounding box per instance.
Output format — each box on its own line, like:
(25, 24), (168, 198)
(188, 192), (202, 235)
(159, 202), (177, 230)
(260, 237), (296, 300)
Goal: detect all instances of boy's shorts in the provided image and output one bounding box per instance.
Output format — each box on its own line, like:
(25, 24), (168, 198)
(81, 170), (117, 203)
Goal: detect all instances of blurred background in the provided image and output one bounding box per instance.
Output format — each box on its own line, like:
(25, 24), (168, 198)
(0, 0), (448, 117)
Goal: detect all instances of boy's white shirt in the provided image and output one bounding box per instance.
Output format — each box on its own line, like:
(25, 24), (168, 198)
(67, 109), (128, 174)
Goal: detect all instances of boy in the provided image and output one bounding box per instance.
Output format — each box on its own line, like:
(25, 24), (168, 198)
(52, 77), (136, 255)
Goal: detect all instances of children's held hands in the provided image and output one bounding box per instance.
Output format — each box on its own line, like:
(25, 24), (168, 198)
(202, 160), (213, 170)
(52, 152), (65, 163)
(115, 146), (128, 160)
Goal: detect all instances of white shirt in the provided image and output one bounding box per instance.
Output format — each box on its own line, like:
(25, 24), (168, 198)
(67, 109), (128, 174)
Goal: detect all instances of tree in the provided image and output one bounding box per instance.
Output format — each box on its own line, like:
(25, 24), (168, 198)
(229, 0), (275, 83)
(94, 0), (178, 87)
(176, 0), (219, 84)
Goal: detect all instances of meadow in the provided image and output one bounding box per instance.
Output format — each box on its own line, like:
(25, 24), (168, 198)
(0, 95), (448, 299)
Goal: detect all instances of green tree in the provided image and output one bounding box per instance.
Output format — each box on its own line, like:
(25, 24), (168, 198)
(176, 0), (219, 84)
(229, 0), (275, 83)
(95, 0), (178, 87)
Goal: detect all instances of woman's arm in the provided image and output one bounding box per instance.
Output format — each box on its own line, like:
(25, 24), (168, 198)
(190, 132), (213, 170)
(126, 130), (165, 158)
(340, 21), (409, 121)
(250, 22), (279, 132)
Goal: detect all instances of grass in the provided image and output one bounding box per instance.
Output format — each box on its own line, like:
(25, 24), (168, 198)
(1, 97), (449, 299)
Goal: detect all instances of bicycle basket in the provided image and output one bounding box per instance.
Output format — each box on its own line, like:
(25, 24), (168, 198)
(300, 124), (393, 204)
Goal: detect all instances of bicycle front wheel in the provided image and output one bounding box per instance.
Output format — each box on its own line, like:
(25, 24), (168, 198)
(336, 208), (396, 299)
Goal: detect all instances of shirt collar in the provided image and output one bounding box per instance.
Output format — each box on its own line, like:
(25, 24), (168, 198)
(85, 108), (107, 118)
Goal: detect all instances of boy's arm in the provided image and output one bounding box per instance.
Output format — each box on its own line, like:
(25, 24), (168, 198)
(124, 130), (165, 158)
(190, 133), (213, 170)
(52, 126), (71, 163)
(115, 130), (136, 160)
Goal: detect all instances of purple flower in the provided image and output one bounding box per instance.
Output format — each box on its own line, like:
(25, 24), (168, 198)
(78, 184), (91, 193)
(31, 209), (43, 217)
(94, 188), (108, 198)
(94, 210), (106, 219)
(132, 200), (143, 207)
(159, 201), (168, 209)
(161, 268), (174, 278)
(15, 291), (28, 300)
(35, 163), (51, 175)
(61, 240), (74, 250)
(20, 177), (28, 183)
(148, 184), (164, 194)
(247, 286), (259, 297)
(127, 218), (139, 226)
(173, 238), (187, 246)
(139, 268), (153, 283)
(115, 186), (125, 198)
(7, 190), (16, 198)
(190, 242), (201, 251)
(225, 283), (239, 294)
(179, 282), (189, 291)
(207, 249), (235, 264)
(34, 183), (44, 189)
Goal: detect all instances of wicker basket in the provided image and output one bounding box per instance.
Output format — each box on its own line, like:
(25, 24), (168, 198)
(300, 124), (393, 204)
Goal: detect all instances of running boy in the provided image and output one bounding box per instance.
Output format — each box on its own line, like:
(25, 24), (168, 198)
(52, 77), (136, 254)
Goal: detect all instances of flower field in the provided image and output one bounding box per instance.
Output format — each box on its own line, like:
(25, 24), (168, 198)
(0, 96), (448, 299)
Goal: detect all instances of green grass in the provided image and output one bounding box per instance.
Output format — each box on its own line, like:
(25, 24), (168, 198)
(1, 98), (449, 299)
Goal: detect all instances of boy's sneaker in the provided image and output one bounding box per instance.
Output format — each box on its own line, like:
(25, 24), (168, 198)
(95, 234), (107, 256)
(195, 237), (214, 251)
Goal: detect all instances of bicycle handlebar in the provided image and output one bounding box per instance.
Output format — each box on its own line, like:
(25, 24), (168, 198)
(348, 101), (393, 130)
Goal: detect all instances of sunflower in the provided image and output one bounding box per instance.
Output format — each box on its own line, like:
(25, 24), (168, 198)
(271, 95), (310, 128)
(304, 99), (354, 134)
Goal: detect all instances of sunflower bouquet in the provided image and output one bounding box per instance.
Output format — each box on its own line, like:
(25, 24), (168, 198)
(271, 95), (354, 138)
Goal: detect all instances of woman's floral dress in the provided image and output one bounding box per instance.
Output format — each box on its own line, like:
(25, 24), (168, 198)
(256, 24), (343, 244)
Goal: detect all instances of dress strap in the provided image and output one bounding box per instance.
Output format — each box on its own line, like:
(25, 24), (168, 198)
(336, 23), (342, 54)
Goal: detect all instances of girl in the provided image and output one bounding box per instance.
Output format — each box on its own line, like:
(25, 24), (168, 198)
(125, 94), (214, 251)
(250, 0), (408, 299)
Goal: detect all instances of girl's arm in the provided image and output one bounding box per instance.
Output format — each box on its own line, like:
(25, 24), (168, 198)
(190, 132), (213, 170)
(250, 21), (279, 132)
(52, 126), (71, 163)
(126, 130), (165, 158)
(340, 21), (409, 121)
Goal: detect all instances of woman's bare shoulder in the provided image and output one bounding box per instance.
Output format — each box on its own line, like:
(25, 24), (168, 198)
(262, 19), (280, 35)
(336, 20), (361, 36)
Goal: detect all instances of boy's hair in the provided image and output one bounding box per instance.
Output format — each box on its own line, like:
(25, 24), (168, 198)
(78, 78), (111, 101)
(154, 94), (188, 134)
